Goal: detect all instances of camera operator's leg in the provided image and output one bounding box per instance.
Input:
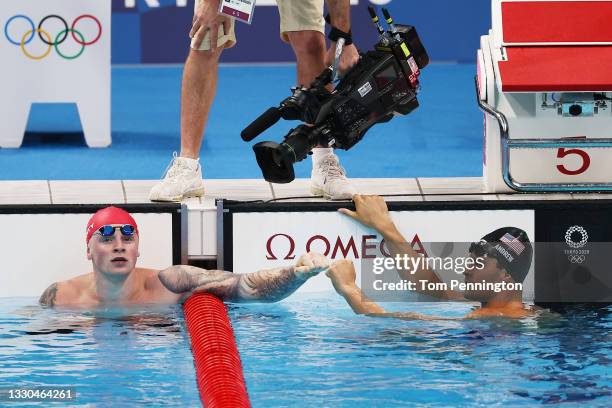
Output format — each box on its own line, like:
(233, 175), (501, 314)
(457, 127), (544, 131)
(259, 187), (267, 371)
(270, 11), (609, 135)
(180, 48), (223, 160)
(280, 1), (356, 200)
(284, 31), (326, 88)
(150, 48), (222, 202)
(150, 0), (235, 202)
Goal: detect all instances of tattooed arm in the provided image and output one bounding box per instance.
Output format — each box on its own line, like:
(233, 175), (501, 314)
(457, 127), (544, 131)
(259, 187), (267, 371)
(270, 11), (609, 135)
(158, 253), (329, 303)
(39, 283), (59, 307)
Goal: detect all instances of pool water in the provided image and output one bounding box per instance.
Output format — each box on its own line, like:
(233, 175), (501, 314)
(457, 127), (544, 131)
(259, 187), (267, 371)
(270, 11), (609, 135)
(234, 295), (611, 407)
(1, 295), (611, 407)
(0, 299), (200, 406)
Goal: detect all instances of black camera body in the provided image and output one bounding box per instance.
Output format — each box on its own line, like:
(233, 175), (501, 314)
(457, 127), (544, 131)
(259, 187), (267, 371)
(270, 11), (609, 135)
(241, 22), (429, 184)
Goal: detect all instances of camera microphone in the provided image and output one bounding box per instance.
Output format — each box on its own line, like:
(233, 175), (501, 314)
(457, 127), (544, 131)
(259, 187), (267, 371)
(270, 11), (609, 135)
(382, 8), (401, 41)
(241, 107), (283, 141)
(368, 6), (391, 45)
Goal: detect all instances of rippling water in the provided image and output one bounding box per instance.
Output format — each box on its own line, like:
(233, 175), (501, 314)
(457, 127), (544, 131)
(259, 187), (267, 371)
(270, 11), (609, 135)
(0, 298), (199, 406)
(231, 295), (612, 407)
(0, 296), (610, 407)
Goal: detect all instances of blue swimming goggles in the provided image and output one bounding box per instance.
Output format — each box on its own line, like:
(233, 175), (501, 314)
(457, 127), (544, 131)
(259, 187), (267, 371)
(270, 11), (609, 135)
(95, 224), (136, 237)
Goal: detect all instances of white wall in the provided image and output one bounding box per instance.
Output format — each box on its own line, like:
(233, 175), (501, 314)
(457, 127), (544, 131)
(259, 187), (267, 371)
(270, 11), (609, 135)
(0, 212), (173, 298)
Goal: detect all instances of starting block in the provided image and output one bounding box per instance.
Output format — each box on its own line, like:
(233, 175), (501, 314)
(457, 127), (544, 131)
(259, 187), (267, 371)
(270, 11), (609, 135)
(477, 0), (612, 192)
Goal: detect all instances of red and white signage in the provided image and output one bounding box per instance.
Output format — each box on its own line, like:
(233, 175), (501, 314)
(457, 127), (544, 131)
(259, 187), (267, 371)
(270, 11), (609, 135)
(231, 210), (535, 294)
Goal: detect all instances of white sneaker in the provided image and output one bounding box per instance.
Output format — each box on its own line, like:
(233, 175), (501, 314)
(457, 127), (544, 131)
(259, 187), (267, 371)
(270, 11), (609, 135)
(310, 154), (356, 200)
(149, 154), (205, 202)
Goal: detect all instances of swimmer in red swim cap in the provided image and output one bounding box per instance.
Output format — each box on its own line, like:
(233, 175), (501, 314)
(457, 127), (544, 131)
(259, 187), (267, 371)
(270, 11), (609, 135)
(39, 206), (330, 307)
(85, 206), (141, 282)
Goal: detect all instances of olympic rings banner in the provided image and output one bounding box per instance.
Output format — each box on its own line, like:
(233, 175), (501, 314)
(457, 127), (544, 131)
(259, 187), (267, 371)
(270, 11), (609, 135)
(4, 14), (103, 61)
(0, 0), (111, 148)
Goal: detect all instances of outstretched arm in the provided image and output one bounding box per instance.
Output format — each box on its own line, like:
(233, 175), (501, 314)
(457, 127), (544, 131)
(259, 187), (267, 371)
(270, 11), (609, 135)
(327, 260), (459, 321)
(158, 253), (329, 303)
(339, 195), (464, 301)
(327, 260), (386, 314)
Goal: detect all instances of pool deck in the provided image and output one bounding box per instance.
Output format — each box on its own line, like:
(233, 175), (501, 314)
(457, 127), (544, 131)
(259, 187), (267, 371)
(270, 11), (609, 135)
(1, 177), (610, 259)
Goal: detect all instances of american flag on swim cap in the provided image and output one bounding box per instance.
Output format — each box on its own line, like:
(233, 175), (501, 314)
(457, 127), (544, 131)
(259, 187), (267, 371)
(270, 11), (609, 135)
(500, 233), (525, 255)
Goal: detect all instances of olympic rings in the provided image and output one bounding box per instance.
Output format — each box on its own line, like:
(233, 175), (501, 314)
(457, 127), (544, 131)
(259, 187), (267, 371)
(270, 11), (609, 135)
(71, 15), (102, 46)
(4, 15), (34, 45)
(3, 14), (102, 60)
(568, 255), (586, 264)
(55, 29), (85, 60)
(38, 15), (68, 46)
(20, 29), (52, 60)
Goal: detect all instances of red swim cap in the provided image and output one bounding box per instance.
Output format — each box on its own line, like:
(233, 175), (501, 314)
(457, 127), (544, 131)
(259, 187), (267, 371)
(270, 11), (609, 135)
(86, 206), (139, 244)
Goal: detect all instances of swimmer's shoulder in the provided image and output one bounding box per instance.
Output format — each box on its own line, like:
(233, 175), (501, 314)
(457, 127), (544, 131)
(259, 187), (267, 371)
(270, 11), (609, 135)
(39, 273), (94, 307)
(466, 304), (543, 319)
(528, 304), (560, 318)
(465, 309), (524, 319)
(140, 267), (162, 289)
(140, 268), (170, 292)
(140, 267), (182, 303)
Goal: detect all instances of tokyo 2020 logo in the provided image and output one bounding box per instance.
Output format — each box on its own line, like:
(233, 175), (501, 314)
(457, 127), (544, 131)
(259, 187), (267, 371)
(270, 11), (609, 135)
(564, 225), (589, 264)
(4, 14), (102, 60)
(565, 225), (588, 249)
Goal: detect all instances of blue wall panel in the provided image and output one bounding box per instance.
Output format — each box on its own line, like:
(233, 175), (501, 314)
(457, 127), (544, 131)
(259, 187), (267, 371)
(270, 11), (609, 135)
(383, 0), (491, 63)
(111, 12), (141, 64)
(111, 0), (492, 64)
(140, 5), (193, 63)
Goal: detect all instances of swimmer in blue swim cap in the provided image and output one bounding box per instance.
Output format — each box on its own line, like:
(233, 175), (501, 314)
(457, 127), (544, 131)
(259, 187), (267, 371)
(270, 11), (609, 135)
(329, 195), (537, 319)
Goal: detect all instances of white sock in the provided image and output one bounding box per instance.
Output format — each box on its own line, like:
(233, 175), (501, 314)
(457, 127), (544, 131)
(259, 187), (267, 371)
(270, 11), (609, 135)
(311, 148), (334, 163)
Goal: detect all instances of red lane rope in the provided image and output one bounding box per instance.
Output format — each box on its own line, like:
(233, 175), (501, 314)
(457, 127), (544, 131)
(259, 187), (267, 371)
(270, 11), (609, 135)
(183, 293), (251, 408)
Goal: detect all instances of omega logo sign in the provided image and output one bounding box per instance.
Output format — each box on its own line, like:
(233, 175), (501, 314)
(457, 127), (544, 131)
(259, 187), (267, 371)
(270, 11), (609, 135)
(265, 233), (427, 260)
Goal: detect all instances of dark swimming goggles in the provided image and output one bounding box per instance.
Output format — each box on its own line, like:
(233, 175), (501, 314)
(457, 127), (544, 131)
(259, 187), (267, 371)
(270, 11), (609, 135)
(468, 240), (496, 258)
(95, 224), (135, 237)
(469, 240), (510, 265)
